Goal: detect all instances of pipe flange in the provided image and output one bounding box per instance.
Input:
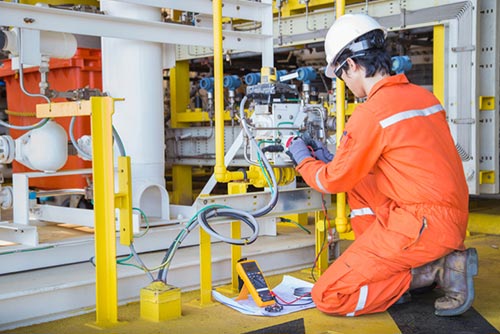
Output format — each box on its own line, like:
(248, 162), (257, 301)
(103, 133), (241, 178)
(0, 135), (15, 164)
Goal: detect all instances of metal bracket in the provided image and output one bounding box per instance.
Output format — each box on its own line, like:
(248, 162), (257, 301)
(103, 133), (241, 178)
(115, 156), (133, 246)
(451, 45), (476, 52)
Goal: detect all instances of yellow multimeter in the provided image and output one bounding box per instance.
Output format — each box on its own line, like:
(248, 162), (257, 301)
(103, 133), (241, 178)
(235, 259), (276, 307)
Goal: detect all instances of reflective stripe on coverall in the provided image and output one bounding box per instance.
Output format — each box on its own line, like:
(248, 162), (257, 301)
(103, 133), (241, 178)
(296, 74), (469, 316)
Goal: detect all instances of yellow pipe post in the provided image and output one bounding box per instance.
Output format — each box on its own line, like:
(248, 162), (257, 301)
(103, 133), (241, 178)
(196, 0), (226, 306)
(199, 227), (213, 306)
(229, 182), (248, 292)
(312, 0), (348, 276)
(91, 96), (119, 327)
(210, 0), (245, 184)
(433, 25), (445, 105)
(334, 0), (349, 235)
(213, 0), (226, 183)
(170, 60), (193, 205)
(314, 210), (329, 273)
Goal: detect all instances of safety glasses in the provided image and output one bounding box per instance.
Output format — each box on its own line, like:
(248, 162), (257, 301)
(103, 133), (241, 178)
(333, 58), (350, 80)
(332, 53), (365, 81)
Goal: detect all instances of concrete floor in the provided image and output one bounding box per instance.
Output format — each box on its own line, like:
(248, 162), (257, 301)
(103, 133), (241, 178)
(2, 233), (499, 334)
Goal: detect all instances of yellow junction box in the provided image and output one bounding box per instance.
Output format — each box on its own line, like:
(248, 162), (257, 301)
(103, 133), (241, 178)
(140, 281), (181, 322)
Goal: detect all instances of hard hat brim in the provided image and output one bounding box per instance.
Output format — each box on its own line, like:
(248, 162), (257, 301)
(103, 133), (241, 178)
(325, 63), (335, 78)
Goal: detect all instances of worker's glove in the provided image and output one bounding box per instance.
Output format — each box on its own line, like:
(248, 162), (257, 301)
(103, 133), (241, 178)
(286, 137), (312, 166)
(310, 140), (334, 163)
(301, 132), (334, 163)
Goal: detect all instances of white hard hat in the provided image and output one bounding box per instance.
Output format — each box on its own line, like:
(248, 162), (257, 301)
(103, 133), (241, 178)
(324, 14), (386, 78)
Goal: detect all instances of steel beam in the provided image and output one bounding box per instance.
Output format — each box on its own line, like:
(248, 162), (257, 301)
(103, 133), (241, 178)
(115, 0), (271, 22)
(0, 2), (270, 51)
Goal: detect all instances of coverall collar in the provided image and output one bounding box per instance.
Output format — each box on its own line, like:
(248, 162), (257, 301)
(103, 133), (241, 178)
(367, 73), (409, 100)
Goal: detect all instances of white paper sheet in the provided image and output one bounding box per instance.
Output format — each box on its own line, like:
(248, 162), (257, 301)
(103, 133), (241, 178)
(212, 275), (316, 317)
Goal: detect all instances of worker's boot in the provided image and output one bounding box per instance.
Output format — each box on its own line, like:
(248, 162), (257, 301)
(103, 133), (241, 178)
(434, 248), (478, 316)
(395, 257), (445, 305)
(410, 257), (445, 291)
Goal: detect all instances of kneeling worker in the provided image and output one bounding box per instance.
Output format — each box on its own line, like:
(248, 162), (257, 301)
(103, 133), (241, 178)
(286, 13), (478, 317)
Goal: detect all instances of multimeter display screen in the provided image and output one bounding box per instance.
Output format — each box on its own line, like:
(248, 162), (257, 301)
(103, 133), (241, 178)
(241, 262), (267, 289)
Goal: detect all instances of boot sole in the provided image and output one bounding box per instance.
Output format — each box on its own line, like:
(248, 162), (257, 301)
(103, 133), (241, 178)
(435, 248), (478, 316)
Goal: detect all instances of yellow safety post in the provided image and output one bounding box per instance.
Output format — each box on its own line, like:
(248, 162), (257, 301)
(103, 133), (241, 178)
(91, 96), (120, 327)
(211, 0), (244, 184)
(334, 0), (349, 235)
(213, 182), (248, 297)
(314, 210), (329, 274)
(170, 60), (193, 205)
(213, 0), (225, 183)
(191, 0), (223, 309)
(199, 226), (214, 306)
(229, 182), (248, 292)
(433, 25), (445, 105)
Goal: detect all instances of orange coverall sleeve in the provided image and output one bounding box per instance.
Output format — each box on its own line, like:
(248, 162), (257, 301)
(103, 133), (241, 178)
(296, 106), (384, 194)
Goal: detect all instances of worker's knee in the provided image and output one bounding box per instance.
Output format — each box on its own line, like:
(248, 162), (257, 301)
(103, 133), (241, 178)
(312, 296), (353, 316)
(311, 283), (349, 316)
(310, 262), (375, 316)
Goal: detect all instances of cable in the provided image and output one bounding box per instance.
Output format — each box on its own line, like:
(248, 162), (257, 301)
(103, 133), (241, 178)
(116, 253), (133, 264)
(4, 109), (36, 117)
(304, 0), (316, 32)
(257, 151), (274, 192)
(280, 218), (311, 234)
(129, 243), (155, 281)
(271, 291), (314, 307)
(69, 116), (92, 160)
(197, 208), (259, 245)
(0, 116), (49, 131)
(113, 125), (126, 157)
(132, 207), (150, 238)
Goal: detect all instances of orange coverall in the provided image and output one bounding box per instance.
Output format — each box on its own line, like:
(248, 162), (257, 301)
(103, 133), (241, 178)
(297, 74), (469, 316)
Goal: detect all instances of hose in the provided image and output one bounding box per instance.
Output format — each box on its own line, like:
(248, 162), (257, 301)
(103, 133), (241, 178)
(197, 208), (259, 245)
(0, 117), (49, 131)
(69, 116), (92, 160)
(112, 125), (126, 157)
(129, 243), (155, 282)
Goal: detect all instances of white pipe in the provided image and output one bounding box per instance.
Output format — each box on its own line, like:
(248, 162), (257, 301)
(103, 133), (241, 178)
(101, 0), (169, 219)
(2, 30), (77, 59)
